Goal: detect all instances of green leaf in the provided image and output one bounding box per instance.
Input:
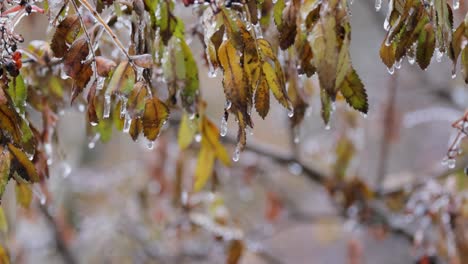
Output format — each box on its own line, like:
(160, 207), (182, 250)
(339, 68), (368, 113)
(416, 23), (436, 70)
(320, 88), (331, 125)
(7, 76), (27, 115)
(15, 180), (32, 209)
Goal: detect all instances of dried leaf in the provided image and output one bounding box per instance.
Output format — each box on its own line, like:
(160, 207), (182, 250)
(0, 147), (11, 199)
(226, 240), (244, 264)
(95, 56), (117, 77)
(142, 97), (169, 141)
(339, 68), (368, 113)
(106, 61), (135, 96)
(254, 75), (270, 119)
(51, 15), (81, 58)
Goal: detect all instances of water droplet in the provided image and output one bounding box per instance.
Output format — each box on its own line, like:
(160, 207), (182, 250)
(325, 124), (331, 130)
(90, 121), (98, 126)
(375, 0), (382, 11)
(453, 0), (459, 9)
(195, 133), (202, 142)
(103, 94), (111, 119)
(288, 162), (303, 175)
(408, 55), (415, 65)
(287, 108), (294, 118)
(451, 73), (456, 79)
(225, 100), (232, 111)
(220, 116), (228, 137)
(123, 114), (132, 133)
(207, 57), (218, 78)
(387, 66), (395, 75)
(361, 112), (368, 118)
(232, 145), (240, 162)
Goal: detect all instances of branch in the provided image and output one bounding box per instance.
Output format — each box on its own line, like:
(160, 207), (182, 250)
(38, 204), (77, 264)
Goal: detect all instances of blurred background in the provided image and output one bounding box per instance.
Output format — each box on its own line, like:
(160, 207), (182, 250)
(2, 0), (468, 263)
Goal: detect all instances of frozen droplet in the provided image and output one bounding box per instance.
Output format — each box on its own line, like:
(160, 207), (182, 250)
(325, 124), (331, 130)
(195, 133), (202, 142)
(189, 113), (196, 120)
(288, 162), (303, 175)
(220, 116), (228, 137)
(287, 108), (294, 118)
(361, 112), (368, 118)
(246, 126), (254, 136)
(331, 102), (337, 112)
(78, 104), (85, 112)
(90, 121), (98, 126)
(103, 94), (111, 118)
(147, 141), (154, 150)
(407, 55), (416, 65)
(447, 158), (456, 169)
(123, 114), (132, 133)
(383, 17), (390, 31)
(60, 163), (72, 178)
(207, 57), (218, 78)
(33, 186), (46, 205)
(453, 0), (459, 9)
(395, 59), (402, 69)
(387, 66), (395, 75)
(375, 0), (382, 11)
(349, 0), (354, 5)
(451, 73), (456, 79)
(88, 133), (100, 149)
(254, 23), (263, 38)
(435, 48), (443, 63)
(96, 76), (105, 90)
(225, 100), (232, 111)
(232, 145), (240, 162)
(120, 97), (128, 118)
(294, 135), (300, 144)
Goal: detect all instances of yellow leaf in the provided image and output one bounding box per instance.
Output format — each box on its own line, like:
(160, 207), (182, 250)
(0, 244), (9, 264)
(194, 141), (216, 191)
(201, 117), (231, 166)
(0, 207), (8, 233)
(0, 147), (11, 198)
(254, 75), (270, 119)
(178, 113), (195, 149)
(15, 181), (32, 209)
(8, 143), (38, 183)
(262, 62), (289, 108)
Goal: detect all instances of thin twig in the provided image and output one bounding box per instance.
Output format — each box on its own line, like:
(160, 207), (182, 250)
(376, 72), (398, 193)
(38, 204), (77, 264)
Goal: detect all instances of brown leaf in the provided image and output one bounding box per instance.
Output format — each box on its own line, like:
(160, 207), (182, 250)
(63, 38), (92, 101)
(254, 75), (270, 119)
(8, 143), (39, 183)
(142, 97), (169, 141)
(51, 15), (81, 58)
(226, 240), (244, 264)
(95, 56), (117, 77)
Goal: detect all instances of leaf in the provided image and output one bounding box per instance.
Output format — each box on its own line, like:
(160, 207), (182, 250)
(0, 244), (9, 264)
(15, 181), (32, 208)
(8, 143), (39, 183)
(379, 40), (396, 69)
(416, 23), (436, 70)
(0, 207), (8, 234)
(130, 54), (153, 68)
(450, 22), (465, 72)
(320, 88), (331, 124)
(311, 15), (338, 94)
(95, 56), (117, 77)
(106, 61), (135, 96)
(194, 141), (215, 192)
(334, 136), (355, 180)
(201, 117), (230, 166)
(63, 38), (92, 101)
(7, 75), (27, 115)
(178, 113), (195, 149)
(226, 240), (244, 264)
(462, 46), (468, 84)
(0, 147), (11, 199)
(275, 1), (297, 50)
(339, 68), (368, 113)
(262, 62), (288, 108)
(142, 97), (170, 141)
(179, 39), (199, 111)
(127, 81), (148, 118)
(51, 15), (81, 58)
(129, 118), (142, 141)
(254, 75), (270, 119)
